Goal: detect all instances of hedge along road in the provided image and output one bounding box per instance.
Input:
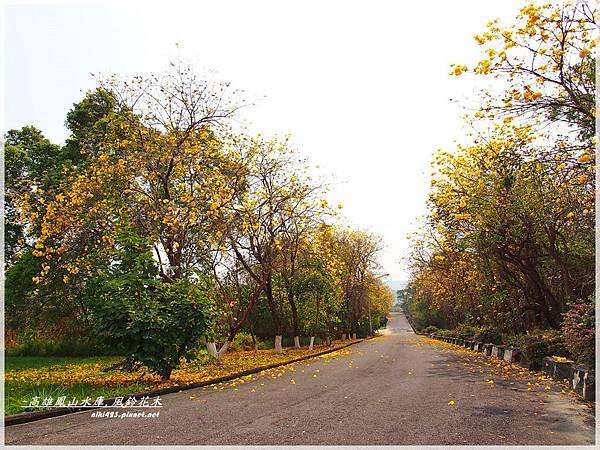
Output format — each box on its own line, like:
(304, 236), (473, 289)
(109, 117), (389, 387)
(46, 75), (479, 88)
(5, 312), (595, 446)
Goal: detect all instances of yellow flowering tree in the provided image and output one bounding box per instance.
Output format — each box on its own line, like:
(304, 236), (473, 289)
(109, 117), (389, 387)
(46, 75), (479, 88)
(409, 1), (595, 335)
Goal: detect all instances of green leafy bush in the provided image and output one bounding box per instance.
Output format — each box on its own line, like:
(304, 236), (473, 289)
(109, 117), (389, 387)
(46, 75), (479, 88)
(95, 277), (215, 380)
(507, 329), (569, 365)
(230, 332), (257, 351)
(472, 327), (503, 345)
(431, 325), (504, 344)
(561, 296), (595, 367)
(5, 337), (108, 357)
(5, 329), (113, 357)
(422, 325), (439, 335)
(453, 324), (479, 340)
(435, 328), (456, 338)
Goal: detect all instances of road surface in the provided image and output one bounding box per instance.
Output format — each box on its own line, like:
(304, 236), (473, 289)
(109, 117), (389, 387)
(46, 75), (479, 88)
(5, 312), (595, 446)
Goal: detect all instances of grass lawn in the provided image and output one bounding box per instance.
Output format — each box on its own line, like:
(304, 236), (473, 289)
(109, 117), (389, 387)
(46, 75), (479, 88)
(5, 356), (148, 416)
(5, 341), (358, 416)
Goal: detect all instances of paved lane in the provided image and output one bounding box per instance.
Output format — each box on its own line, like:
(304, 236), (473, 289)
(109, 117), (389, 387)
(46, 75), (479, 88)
(5, 312), (595, 446)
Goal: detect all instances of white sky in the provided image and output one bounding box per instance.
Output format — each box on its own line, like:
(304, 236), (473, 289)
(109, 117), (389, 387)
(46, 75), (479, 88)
(2, 0), (524, 283)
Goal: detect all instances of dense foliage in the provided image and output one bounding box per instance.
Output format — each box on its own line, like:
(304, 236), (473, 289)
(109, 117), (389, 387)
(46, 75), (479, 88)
(561, 296), (595, 367)
(5, 64), (393, 378)
(406, 1), (595, 366)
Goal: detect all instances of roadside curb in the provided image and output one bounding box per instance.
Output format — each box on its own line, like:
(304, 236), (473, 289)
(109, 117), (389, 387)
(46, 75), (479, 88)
(400, 313), (425, 336)
(426, 333), (595, 402)
(5, 337), (370, 427)
(405, 317), (418, 334)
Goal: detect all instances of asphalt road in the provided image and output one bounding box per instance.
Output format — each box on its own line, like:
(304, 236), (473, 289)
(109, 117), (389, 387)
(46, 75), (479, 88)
(5, 312), (595, 446)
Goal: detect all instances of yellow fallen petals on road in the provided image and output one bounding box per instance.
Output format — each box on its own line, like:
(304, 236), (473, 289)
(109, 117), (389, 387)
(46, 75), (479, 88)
(423, 336), (579, 401)
(6, 344), (353, 393)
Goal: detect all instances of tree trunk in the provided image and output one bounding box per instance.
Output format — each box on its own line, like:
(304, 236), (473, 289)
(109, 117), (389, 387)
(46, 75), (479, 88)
(352, 332), (357, 339)
(519, 259), (563, 328)
(265, 277), (283, 338)
(216, 340), (232, 360)
(308, 336), (315, 351)
(294, 336), (300, 348)
(342, 333), (347, 340)
(160, 365), (173, 380)
(274, 335), (283, 354)
(206, 342), (217, 358)
(217, 284), (263, 358)
(288, 291), (300, 345)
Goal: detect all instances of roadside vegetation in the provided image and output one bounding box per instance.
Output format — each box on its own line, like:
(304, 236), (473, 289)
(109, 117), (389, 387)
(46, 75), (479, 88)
(5, 63), (394, 396)
(5, 339), (357, 415)
(403, 1), (595, 369)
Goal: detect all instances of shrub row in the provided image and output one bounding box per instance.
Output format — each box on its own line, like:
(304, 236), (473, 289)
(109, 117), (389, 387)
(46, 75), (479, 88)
(415, 297), (595, 369)
(425, 326), (583, 369)
(5, 330), (324, 357)
(429, 333), (595, 401)
(5, 337), (115, 357)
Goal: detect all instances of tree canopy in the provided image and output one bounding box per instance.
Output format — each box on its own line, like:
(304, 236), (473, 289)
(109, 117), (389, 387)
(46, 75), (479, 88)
(5, 63), (393, 377)
(407, 1), (595, 342)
